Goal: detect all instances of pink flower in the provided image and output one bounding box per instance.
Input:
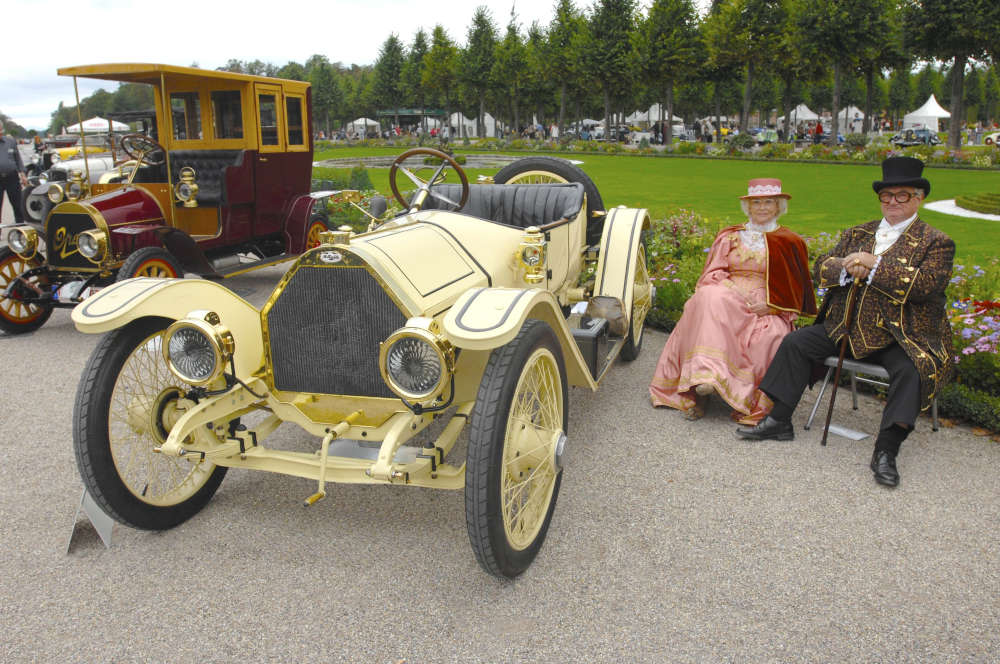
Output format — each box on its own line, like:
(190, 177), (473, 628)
(672, 278), (681, 283)
(961, 347), (976, 354)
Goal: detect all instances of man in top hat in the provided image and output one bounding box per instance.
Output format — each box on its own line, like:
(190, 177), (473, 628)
(736, 157), (955, 487)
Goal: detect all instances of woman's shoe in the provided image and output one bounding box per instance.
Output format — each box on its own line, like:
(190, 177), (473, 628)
(695, 383), (715, 396)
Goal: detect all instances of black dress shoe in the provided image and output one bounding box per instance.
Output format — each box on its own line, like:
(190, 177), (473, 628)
(870, 450), (899, 487)
(736, 415), (794, 441)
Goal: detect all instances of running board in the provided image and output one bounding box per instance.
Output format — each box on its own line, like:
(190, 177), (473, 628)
(208, 254), (297, 279)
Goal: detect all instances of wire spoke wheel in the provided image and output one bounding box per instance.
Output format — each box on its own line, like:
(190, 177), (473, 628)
(500, 170), (569, 185)
(74, 318), (226, 529)
(466, 320), (567, 578)
(0, 247), (53, 334)
(621, 242), (651, 361)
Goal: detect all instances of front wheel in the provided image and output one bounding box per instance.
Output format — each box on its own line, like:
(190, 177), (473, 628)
(466, 320), (568, 578)
(0, 247), (53, 334)
(73, 317), (227, 529)
(117, 247), (183, 281)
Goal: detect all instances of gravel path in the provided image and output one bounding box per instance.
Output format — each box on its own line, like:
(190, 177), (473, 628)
(1, 265), (997, 663)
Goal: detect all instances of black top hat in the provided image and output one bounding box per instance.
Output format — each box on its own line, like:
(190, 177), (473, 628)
(872, 156), (931, 196)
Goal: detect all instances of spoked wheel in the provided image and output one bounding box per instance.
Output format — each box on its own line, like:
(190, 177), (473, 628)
(466, 320), (567, 578)
(493, 156), (605, 245)
(0, 247), (53, 335)
(117, 247), (183, 281)
(73, 317), (227, 529)
(306, 215), (328, 249)
(389, 147), (469, 212)
(620, 242), (652, 361)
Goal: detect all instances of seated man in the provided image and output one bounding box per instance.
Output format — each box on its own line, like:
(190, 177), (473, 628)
(736, 157), (955, 488)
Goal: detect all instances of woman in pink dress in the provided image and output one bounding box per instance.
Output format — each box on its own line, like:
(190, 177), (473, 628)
(650, 179), (817, 423)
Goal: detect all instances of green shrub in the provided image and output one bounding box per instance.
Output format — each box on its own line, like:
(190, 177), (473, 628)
(729, 133), (756, 151)
(843, 133), (869, 150)
(937, 383), (1000, 432)
(348, 164), (373, 190)
(953, 351), (1000, 394)
(955, 192), (1000, 215)
(639, 137), (650, 149)
(758, 142), (793, 159)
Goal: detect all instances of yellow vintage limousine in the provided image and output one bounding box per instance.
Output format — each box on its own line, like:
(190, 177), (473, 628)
(70, 152), (652, 578)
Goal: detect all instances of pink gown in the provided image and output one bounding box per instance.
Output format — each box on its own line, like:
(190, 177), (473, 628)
(649, 228), (797, 424)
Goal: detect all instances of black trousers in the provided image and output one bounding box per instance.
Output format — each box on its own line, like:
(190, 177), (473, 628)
(0, 172), (24, 224)
(759, 324), (921, 434)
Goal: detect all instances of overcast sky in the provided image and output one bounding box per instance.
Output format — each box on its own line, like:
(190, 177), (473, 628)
(4, 0), (711, 131)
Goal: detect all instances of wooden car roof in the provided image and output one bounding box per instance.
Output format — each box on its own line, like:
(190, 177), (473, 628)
(57, 63), (309, 92)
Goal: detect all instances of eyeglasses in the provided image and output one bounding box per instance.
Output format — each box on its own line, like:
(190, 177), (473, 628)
(878, 191), (919, 204)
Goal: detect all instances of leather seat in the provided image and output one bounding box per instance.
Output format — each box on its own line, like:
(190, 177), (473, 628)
(419, 183), (585, 229)
(169, 150), (243, 205)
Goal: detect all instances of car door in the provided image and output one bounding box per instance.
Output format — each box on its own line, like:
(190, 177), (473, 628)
(253, 83), (287, 234)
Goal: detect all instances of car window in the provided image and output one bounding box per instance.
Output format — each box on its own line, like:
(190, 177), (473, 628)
(211, 90), (243, 139)
(258, 93), (279, 146)
(286, 95), (304, 146)
(170, 92), (202, 140)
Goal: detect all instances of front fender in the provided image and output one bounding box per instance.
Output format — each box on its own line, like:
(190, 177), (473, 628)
(443, 287), (597, 390)
(71, 278), (264, 376)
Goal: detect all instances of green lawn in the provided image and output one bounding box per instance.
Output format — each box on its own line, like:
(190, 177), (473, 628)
(314, 147), (1000, 263)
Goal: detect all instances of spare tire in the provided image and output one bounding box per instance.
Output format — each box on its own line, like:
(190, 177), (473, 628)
(493, 156), (605, 245)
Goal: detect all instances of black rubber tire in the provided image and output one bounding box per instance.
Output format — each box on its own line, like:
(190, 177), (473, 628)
(117, 246), (184, 281)
(493, 156), (605, 245)
(0, 247), (54, 335)
(73, 317), (227, 530)
(20, 187), (51, 225)
(466, 319), (568, 578)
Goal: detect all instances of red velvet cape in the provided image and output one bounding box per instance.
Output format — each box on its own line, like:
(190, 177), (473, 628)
(720, 224), (818, 316)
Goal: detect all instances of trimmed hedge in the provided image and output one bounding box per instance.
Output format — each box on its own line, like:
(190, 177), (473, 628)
(937, 383), (1000, 432)
(955, 192), (1000, 215)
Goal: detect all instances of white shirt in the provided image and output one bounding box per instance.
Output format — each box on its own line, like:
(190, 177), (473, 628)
(839, 212), (919, 285)
(739, 218), (778, 253)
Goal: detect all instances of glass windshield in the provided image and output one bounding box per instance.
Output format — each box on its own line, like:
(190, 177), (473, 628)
(170, 92), (202, 140)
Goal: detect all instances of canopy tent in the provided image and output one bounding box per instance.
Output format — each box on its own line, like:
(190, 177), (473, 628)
(347, 117), (380, 134)
(838, 106), (866, 132)
(426, 112), (496, 137)
(64, 116), (130, 133)
(903, 95), (950, 130)
(777, 104), (819, 124)
(627, 105), (683, 125)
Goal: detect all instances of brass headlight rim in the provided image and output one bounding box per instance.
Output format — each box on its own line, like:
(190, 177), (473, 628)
(162, 317), (235, 386)
(379, 327), (454, 403)
(47, 183), (65, 204)
(7, 226), (38, 260)
(77, 229), (109, 264)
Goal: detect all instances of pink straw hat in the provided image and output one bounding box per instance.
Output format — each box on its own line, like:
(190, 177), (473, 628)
(740, 178), (791, 200)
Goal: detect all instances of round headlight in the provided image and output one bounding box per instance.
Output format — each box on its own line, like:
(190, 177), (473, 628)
(8, 227), (38, 258)
(379, 327), (453, 401)
(77, 230), (107, 261)
(47, 183), (64, 204)
(50, 153), (60, 164)
(162, 314), (234, 386)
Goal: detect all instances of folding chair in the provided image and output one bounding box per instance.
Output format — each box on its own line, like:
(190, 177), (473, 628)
(804, 356), (939, 434)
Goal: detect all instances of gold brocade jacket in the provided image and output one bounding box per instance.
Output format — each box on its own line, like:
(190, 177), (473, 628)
(813, 218), (955, 411)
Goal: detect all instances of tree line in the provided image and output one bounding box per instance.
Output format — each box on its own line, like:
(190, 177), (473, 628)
(17, 0), (999, 150)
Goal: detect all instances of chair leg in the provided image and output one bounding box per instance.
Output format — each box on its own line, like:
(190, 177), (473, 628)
(850, 371), (859, 410)
(804, 367), (834, 430)
(932, 397), (939, 432)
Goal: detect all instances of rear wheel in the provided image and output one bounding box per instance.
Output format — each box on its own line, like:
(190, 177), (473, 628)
(466, 320), (567, 578)
(73, 317), (227, 529)
(493, 156), (605, 245)
(306, 215), (328, 249)
(117, 247), (183, 281)
(0, 247), (53, 334)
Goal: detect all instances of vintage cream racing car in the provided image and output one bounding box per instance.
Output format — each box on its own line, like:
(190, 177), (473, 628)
(70, 150), (651, 577)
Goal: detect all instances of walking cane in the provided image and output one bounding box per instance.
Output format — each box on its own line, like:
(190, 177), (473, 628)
(821, 277), (863, 446)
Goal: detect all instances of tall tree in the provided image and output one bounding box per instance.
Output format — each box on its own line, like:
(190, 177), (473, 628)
(373, 34), (406, 128)
(310, 61), (343, 136)
(914, 63), (940, 105)
(548, 0), (586, 132)
(852, 0), (905, 133)
(888, 66), (913, 126)
(796, 0), (885, 145)
(704, 0), (785, 134)
(584, 0), (637, 139)
(422, 25), (459, 136)
(401, 29), (430, 127)
(523, 22), (555, 134)
(461, 6), (499, 137)
(905, 0), (1000, 148)
(632, 0), (702, 143)
(493, 18), (528, 132)
(277, 61), (307, 81)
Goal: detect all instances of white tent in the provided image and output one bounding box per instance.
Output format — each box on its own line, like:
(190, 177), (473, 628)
(777, 104), (819, 124)
(627, 105), (683, 125)
(347, 117), (380, 135)
(903, 95), (950, 130)
(65, 116), (130, 133)
(838, 106), (866, 132)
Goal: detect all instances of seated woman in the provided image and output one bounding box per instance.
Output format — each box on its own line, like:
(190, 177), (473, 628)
(650, 179), (817, 423)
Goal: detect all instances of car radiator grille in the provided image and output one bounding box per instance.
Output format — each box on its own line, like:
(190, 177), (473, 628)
(267, 265), (407, 397)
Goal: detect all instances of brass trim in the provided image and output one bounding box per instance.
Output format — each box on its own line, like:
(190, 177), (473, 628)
(162, 312), (235, 385)
(77, 229), (109, 264)
(378, 323), (455, 402)
(7, 226), (39, 260)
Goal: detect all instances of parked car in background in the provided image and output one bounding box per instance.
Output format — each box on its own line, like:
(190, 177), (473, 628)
(983, 131), (999, 145)
(1, 62), (330, 334)
(69, 152), (652, 578)
(891, 128), (941, 147)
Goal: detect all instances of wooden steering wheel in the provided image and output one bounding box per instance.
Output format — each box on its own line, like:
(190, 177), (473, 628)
(388, 148), (469, 212)
(120, 133), (166, 166)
